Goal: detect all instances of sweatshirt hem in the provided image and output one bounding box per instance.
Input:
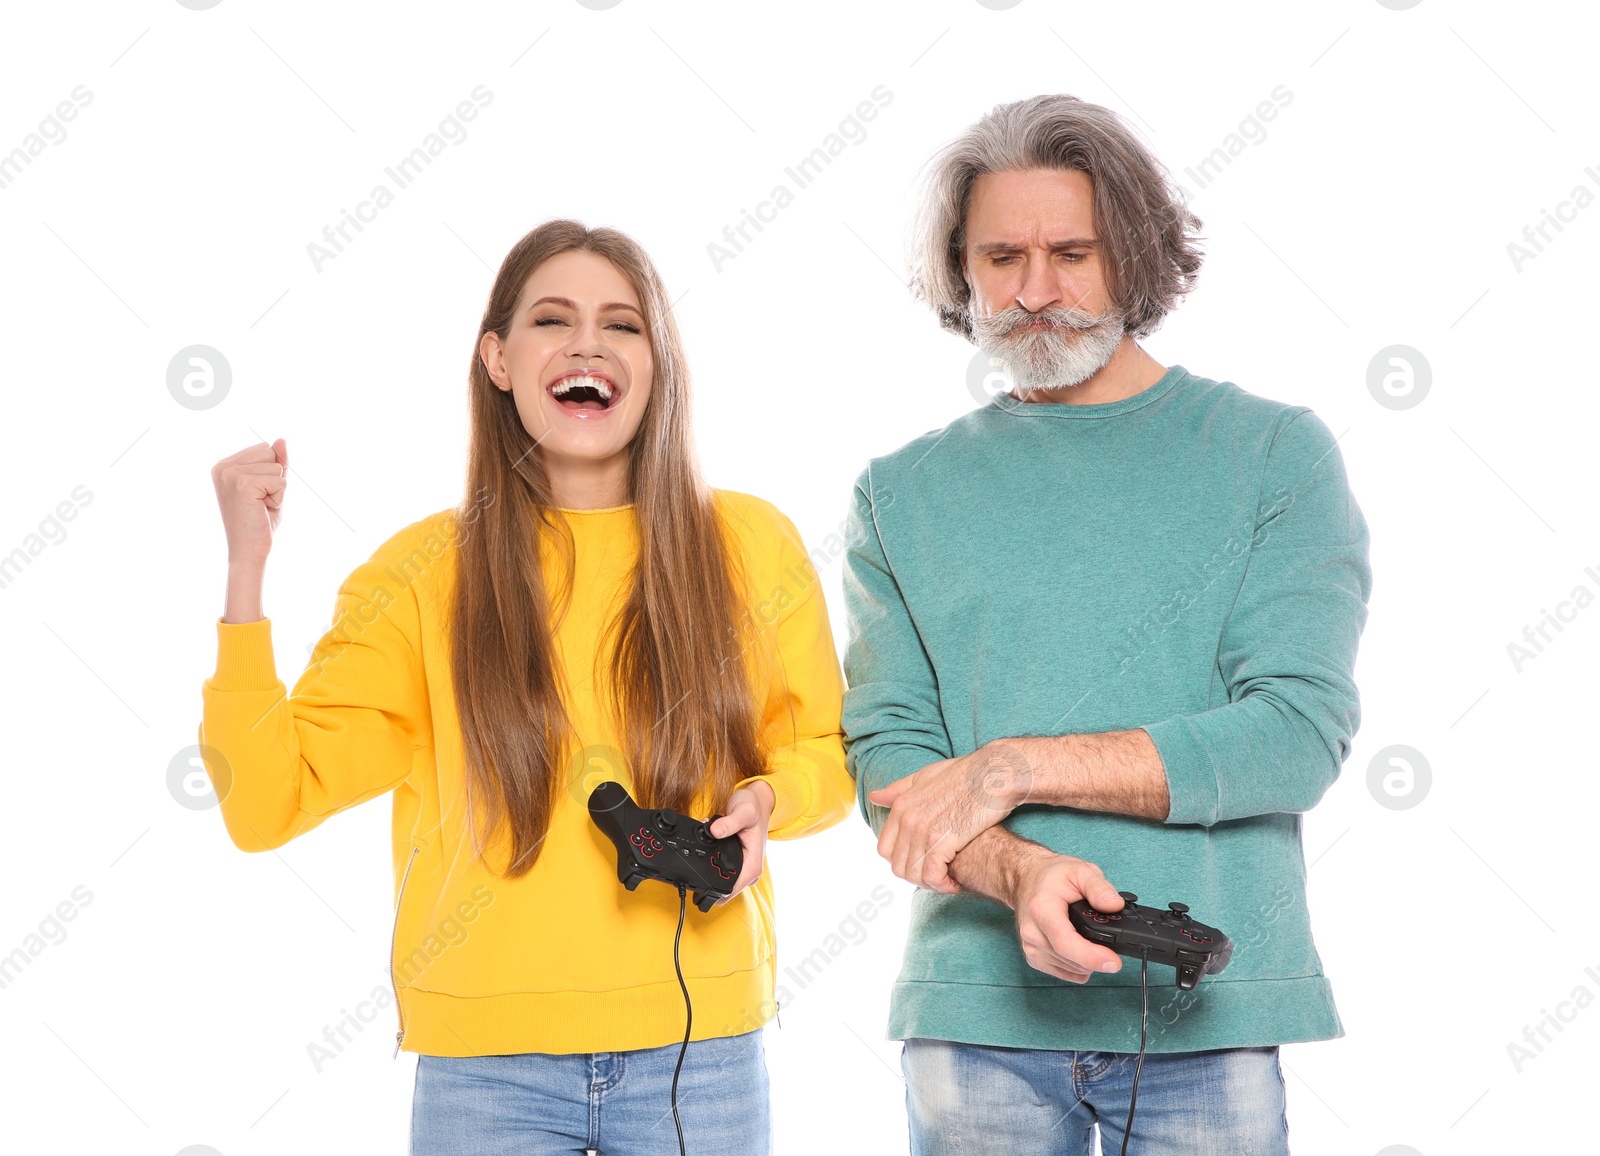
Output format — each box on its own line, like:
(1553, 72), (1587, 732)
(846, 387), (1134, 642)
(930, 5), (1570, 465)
(885, 975), (1343, 1053)
(398, 967), (777, 1056)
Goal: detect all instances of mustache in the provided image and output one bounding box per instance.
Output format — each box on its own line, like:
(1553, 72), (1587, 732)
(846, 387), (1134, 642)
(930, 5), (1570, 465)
(979, 304), (1113, 337)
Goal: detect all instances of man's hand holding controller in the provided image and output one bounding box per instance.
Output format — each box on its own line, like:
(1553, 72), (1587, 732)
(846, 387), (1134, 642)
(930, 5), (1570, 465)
(868, 740), (1130, 984)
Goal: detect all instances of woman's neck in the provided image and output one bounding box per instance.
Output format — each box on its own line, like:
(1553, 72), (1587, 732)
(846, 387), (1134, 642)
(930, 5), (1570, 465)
(543, 452), (631, 510)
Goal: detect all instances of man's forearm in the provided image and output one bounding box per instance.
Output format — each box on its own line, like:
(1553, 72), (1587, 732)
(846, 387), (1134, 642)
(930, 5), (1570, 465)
(946, 825), (1054, 909)
(990, 729), (1170, 821)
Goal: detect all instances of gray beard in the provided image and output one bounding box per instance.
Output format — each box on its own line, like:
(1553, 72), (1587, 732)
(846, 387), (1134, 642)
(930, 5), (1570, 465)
(971, 304), (1125, 394)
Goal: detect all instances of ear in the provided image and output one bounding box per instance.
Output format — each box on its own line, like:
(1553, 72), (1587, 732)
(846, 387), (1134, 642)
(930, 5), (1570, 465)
(478, 331), (511, 392)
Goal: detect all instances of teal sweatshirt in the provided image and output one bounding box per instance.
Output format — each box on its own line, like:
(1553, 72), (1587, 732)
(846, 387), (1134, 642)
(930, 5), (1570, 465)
(841, 363), (1371, 1053)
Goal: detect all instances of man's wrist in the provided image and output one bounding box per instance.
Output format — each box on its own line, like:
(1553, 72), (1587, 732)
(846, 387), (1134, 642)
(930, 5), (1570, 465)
(981, 735), (1071, 810)
(995, 834), (1055, 909)
(949, 825), (1055, 910)
(981, 732), (1170, 821)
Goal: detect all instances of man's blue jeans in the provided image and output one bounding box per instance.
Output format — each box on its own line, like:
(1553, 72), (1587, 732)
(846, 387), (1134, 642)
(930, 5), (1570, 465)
(902, 1038), (1290, 1155)
(409, 1029), (769, 1155)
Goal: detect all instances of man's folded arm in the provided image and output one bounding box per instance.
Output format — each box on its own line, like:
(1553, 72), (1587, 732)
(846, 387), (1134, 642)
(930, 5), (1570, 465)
(1140, 408), (1373, 826)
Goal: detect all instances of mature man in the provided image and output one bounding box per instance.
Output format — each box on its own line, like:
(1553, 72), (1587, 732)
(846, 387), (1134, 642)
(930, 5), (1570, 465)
(841, 93), (1371, 1155)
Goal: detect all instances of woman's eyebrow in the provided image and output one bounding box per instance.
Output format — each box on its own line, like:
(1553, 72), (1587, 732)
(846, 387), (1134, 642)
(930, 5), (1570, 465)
(528, 295), (644, 316)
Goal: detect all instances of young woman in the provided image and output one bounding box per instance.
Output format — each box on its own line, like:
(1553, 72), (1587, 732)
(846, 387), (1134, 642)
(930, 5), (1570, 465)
(200, 220), (854, 1155)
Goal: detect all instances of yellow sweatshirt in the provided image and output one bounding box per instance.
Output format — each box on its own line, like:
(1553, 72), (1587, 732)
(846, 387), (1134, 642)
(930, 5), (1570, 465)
(197, 490), (854, 1056)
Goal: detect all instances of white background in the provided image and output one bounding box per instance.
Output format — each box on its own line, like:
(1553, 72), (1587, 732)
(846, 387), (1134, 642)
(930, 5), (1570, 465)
(1, 1), (1596, 1153)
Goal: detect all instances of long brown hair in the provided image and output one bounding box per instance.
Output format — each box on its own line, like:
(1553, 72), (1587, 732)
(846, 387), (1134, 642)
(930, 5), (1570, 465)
(450, 220), (768, 877)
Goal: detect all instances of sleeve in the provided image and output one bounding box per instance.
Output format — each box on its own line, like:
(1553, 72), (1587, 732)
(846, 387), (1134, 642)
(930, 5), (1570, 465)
(730, 510), (856, 840)
(1140, 409), (1372, 826)
(195, 546), (430, 852)
(839, 467), (954, 837)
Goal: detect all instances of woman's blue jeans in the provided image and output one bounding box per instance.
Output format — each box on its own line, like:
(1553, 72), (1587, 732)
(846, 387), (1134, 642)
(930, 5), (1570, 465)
(410, 1028), (770, 1155)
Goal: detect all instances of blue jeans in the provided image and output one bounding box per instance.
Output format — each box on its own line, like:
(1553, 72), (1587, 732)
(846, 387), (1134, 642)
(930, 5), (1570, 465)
(410, 1029), (770, 1155)
(901, 1038), (1289, 1155)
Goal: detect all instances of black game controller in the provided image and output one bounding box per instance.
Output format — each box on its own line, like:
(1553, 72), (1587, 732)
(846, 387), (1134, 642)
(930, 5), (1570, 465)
(588, 782), (745, 913)
(1069, 891), (1233, 991)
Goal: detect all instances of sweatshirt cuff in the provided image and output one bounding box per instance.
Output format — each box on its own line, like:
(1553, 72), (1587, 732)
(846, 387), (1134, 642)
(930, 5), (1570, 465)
(849, 743), (947, 835)
(1141, 718), (1221, 826)
(210, 616), (281, 691)
(733, 770), (811, 835)
(852, 742), (944, 798)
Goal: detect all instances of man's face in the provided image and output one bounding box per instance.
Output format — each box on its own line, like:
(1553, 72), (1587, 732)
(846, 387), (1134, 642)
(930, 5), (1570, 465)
(961, 168), (1126, 394)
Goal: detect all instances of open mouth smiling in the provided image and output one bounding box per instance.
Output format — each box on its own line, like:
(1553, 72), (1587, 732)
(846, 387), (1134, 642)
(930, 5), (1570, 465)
(546, 371), (622, 415)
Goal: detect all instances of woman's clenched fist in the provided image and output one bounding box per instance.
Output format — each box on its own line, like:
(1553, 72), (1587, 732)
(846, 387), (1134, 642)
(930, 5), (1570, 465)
(212, 438), (288, 570)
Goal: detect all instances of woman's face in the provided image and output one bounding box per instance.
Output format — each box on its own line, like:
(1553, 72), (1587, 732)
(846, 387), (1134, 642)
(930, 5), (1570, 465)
(480, 249), (655, 472)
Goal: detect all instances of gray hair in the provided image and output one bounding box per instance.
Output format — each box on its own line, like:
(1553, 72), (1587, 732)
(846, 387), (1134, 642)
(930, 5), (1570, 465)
(907, 94), (1204, 340)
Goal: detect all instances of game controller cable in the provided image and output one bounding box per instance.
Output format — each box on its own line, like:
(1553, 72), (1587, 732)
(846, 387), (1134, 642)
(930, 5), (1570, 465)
(1120, 946), (1148, 1156)
(589, 783), (746, 1156)
(670, 882), (691, 1156)
(1068, 892), (1234, 1156)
